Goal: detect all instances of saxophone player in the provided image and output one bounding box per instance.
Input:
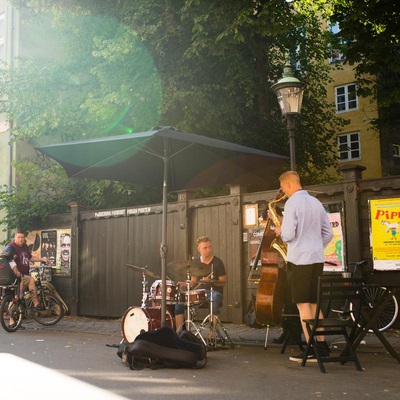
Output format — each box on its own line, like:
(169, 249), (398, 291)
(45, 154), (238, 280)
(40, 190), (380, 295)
(273, 171), (333, 362)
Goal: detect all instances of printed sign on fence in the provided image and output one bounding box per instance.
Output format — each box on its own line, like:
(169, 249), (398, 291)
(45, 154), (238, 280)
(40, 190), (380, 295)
(370, 198), (400, 271)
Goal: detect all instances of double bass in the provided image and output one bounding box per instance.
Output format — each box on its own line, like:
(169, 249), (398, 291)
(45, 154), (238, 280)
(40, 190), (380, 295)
(252, 190), (287, 324)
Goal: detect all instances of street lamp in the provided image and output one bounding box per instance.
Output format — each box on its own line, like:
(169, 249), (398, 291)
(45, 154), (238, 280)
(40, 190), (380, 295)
(271, 56), (305, 171)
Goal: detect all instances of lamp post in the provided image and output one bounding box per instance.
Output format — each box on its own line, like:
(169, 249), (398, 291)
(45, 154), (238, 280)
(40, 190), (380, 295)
(271, 56), (305, 171)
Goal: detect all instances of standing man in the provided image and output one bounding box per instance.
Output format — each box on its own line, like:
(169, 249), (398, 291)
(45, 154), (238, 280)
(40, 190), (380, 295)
(175, 236), (227, 331)
(273, 171), (333, 362)
(2, 229), (51, 329)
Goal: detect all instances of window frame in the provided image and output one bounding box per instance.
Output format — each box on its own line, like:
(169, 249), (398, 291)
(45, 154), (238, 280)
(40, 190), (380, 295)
(338, 132), (361, 162)
(0, 13), (5, 60)
(335, 84), (358, 113)
(393, 144), (400, 158)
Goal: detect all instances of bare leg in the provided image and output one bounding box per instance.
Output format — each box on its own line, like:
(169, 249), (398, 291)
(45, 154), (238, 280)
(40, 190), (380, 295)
(297, 302), (324, 342)
(27, 277), (40, 307)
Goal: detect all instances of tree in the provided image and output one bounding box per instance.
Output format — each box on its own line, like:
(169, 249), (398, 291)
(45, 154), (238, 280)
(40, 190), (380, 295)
(1, 0), (345, 229)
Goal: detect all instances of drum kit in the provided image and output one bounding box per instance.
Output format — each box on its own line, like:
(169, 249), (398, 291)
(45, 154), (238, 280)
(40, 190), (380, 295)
(121, 260), (233, 348)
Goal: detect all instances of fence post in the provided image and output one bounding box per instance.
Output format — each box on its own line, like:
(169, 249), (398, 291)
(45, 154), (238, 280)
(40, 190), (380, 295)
(338, 164), (366, 263)
(68, 201), (85, 316)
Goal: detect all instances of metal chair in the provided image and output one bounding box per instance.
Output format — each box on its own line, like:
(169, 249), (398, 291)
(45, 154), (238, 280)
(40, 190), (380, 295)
(302, 275), (364, 373)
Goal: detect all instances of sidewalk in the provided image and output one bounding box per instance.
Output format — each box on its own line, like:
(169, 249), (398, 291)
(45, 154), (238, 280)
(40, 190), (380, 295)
(6, 315), (400, 400)
(29, 315), (400, 351)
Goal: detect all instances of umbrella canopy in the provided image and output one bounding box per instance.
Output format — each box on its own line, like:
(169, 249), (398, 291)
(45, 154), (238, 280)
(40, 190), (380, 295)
(36, 126), (288, 323)
(37, 126), (287, 189)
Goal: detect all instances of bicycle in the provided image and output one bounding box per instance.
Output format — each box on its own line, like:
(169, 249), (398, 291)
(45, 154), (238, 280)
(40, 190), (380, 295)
(334, 261), (399, 332)
(0, 264), (64, 332)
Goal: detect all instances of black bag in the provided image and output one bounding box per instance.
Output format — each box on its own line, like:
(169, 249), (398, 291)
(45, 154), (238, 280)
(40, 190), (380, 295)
(118, 326), (207, 370)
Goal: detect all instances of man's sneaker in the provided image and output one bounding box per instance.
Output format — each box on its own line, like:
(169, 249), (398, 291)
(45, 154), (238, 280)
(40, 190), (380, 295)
(289, 350), (317, 362)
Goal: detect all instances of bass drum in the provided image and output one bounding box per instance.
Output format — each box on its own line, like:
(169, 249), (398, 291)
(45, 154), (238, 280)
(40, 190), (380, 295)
(121, 307), (175, 343)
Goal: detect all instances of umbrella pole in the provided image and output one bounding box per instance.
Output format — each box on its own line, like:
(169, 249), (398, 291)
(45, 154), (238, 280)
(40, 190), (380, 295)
(160, 141), (169, 326)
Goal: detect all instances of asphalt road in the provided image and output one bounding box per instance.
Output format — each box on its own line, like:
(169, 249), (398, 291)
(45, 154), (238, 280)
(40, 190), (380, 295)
(1, 318), (400, 400)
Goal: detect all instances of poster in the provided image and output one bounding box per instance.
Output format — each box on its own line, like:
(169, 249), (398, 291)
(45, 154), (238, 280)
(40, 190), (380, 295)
(370, 198), (400, 271)
(323, 212), (344, 272)
(57, 229), (71, 276)
(41, 230), (57, 266)
(26, 228), (72, 276)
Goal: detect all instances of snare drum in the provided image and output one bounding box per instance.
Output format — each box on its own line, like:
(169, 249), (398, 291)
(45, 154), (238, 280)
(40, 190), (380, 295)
(121, 307), (174, 342)
(179, 289), (207, 305)
(150, 280), (177, 304)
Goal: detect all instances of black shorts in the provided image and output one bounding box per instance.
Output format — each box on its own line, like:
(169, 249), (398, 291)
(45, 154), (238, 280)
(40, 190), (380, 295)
(286, 262), (324, 304)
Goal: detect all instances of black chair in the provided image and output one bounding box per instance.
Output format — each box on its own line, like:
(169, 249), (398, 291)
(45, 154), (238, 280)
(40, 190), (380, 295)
(280, 312), (304, 353)
(301, 275), (364, 373)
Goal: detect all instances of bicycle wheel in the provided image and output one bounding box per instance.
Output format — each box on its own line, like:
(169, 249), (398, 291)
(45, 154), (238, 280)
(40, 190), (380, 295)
(0, 294), (23, 332)
(32, 292), (64, 326)
(350, 286), (399, 332)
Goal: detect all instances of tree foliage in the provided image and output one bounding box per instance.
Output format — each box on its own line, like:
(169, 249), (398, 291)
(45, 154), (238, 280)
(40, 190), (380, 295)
(1, 0), (348, 230)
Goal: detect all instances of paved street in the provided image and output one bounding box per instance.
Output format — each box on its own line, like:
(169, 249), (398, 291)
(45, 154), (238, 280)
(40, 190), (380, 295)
(0, 316), (400, 400)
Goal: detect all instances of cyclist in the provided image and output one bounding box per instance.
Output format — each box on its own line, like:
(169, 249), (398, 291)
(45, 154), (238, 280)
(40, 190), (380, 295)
(2, 228), (50, 329)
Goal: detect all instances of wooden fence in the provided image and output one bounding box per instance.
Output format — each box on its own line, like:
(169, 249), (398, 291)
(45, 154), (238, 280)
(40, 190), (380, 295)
(39, 165), (400, 324)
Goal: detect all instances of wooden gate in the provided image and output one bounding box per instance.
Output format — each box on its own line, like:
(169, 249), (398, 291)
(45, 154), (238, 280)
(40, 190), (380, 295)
(76, 195), (242, 322)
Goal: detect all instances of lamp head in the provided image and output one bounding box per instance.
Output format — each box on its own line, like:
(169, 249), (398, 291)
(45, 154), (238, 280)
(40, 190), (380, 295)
(271, 57), (305, 116)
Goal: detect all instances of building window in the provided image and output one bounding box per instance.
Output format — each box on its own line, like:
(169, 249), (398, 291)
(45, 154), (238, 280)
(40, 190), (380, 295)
(335, 84), (358, 113)
(328, 22), (346, 64)
(394, 144), (400, 158)
(0, 13), (5, 61)
(338, 132), (361, 161)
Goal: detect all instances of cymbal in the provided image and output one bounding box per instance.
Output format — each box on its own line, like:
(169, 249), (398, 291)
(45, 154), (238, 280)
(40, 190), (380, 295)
(125, 264), (161, 279)
(167, 260), (210, 279)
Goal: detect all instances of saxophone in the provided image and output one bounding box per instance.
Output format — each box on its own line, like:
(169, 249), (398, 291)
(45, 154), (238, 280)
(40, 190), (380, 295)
(268, 191), (288, 262)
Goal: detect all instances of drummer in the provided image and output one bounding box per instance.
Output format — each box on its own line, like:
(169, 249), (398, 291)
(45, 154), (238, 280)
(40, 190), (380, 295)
(175, 236), (227, 331)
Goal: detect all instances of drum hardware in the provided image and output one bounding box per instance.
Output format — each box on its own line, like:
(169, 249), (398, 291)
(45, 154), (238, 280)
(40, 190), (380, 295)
(196, 265), (233, 350)
(140, 271), (148, 308)
(177, 270), (207, 347)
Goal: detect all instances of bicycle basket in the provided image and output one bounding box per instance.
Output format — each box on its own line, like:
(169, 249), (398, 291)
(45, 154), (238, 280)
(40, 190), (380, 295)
(0, 256), (18, 285)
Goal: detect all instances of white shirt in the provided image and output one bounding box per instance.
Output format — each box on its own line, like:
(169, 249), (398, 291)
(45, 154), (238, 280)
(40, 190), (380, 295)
(280, 190), (333, 265)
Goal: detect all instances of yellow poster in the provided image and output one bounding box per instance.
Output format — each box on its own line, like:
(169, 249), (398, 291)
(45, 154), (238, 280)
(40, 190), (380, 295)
(370, 198), (400, 270)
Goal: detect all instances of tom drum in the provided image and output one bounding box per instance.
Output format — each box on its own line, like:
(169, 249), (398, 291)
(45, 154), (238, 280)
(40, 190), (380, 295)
(150, 280), (177, 304)
(121, 307), (174, 343)
(179, 289), (207, 305)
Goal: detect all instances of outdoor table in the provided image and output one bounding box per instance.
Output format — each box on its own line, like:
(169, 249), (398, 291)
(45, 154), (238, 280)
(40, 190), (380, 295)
(350, 272), (400, 363)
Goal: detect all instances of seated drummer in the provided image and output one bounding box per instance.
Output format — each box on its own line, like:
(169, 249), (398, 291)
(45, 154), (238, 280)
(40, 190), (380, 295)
(175, 236), (227, 331)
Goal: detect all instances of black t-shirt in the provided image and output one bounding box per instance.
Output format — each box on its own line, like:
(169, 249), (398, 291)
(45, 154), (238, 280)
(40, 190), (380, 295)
(195, 255), (226, 294)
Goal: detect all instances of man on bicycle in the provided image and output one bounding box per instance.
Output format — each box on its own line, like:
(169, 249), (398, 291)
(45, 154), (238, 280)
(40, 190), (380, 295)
(2, 228), (51, 329)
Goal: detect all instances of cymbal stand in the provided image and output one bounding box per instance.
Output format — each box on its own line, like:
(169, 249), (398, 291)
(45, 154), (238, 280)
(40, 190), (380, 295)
(140, 272), (148, 308)
(178, 270), (207, 347)
(197, 265), (233, 350)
